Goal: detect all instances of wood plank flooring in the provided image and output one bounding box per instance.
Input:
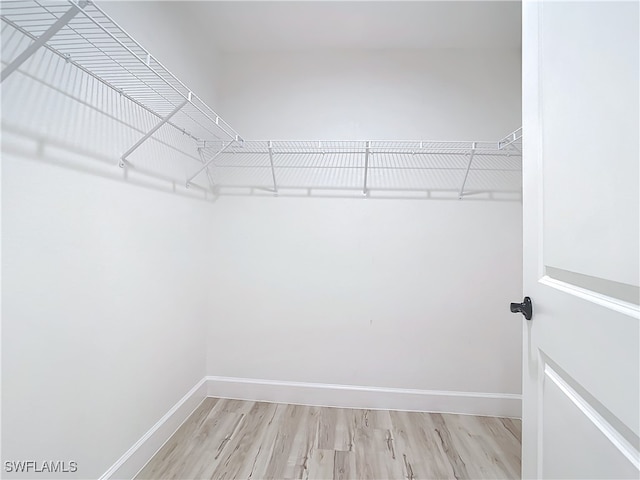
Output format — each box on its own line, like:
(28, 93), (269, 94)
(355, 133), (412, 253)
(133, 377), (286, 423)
(136, 398), (521, 480)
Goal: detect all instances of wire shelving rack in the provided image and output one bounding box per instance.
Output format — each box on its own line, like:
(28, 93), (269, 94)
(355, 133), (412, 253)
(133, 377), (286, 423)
(190, 135), (522, 199)
(1, 0), (242, 164)
(1, 0), (522, 199)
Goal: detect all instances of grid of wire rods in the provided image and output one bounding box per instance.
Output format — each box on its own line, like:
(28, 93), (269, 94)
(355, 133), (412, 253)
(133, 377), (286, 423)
(209, 151), (520, 168)
(0, 14), (201, 140)
(199, 137), (519, 154)
(204, 140), (523, 157)
(194, 133), (521, 191)
(1, 21), (216, 188)
(0, 0), (240, 144)
(213, 140), (509, 152)
(203, 145), (520, 190)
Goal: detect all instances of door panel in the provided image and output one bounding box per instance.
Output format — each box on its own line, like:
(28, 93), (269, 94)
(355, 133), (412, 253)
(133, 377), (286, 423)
(522, 1), (640, 478)
(542, 363), (639, 479)
(536, 284), (639, 436)
(545, 267), (639, 305)
(540, 1), (639, 287)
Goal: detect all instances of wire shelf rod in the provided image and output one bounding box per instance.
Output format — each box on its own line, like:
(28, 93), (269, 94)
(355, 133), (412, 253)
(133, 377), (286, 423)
(208, 165), (519, 172)
(209, 150), (519, 156)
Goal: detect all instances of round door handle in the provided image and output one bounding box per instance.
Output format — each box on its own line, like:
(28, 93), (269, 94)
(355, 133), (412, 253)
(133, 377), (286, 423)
(510, 296), (533, 320)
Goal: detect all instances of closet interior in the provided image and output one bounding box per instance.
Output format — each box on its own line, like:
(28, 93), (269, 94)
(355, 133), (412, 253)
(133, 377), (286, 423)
(1, 1), (524, 478)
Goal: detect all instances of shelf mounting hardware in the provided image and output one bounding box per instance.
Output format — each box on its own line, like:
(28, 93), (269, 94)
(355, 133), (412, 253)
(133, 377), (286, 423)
(186, 141), (234, 188)
(363, 141), (371, 196)
(498, 127), (522, 150)
(458, 142), (477, 199)
(197, 146), (216, 191)
(119, 93), (191, 167)
(268, 141), (279, 194)
(1, 3), (85, 83)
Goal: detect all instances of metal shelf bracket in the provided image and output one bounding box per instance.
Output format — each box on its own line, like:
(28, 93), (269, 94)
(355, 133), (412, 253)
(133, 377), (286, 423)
(268, 141), (278, 194)
(498, 127), (522, 150)
(197, 146), (216, 191)
(458, 142), (477, 199)
(363, 141), (371, 196)
(186, 141), (234, 188)
(119, 94), (191, 167)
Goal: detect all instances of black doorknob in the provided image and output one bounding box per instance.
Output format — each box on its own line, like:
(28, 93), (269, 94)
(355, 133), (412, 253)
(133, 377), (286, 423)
(510, 297), (533, 320)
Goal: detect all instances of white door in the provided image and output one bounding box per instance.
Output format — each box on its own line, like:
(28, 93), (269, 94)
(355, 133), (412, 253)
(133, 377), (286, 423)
(521, 1), (639, 478)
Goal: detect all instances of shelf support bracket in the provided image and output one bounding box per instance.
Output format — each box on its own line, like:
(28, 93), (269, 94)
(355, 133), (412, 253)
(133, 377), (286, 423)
(268, 141), (278, 194)
(1, 4), (82, 83)
(498, 127), (522, 150)
(120, 95), (190, 167)
(186, 141), (233, 187)
(363, 141), (371, 196)
(197, 146), (216, 191)
(458, 142), (477, 199)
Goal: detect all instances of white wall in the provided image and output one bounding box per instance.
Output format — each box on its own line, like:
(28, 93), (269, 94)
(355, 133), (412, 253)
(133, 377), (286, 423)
(206, 47), (523, 410)
(1, 21), (212, 478)
(217, 49), (521, 140)
(2, 155), (211, 479)
(207, 197), (522, 393)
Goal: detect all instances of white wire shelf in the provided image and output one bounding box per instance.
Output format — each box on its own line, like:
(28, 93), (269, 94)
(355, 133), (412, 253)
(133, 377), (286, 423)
(1, 0), (522, 200)
(202, 139), (518, 155)
(0, 0), (242, 161)
(193, 135), (522, 199)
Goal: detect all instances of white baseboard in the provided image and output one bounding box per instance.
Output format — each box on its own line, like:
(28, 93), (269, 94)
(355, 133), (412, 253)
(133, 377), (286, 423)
(206, 376), (522, 418)
(99, 378), (208, 480)
(99, 376), (519, 480)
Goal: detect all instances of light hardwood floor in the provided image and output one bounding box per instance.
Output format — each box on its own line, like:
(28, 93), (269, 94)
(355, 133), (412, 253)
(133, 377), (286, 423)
(136, 398), (521, 480)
